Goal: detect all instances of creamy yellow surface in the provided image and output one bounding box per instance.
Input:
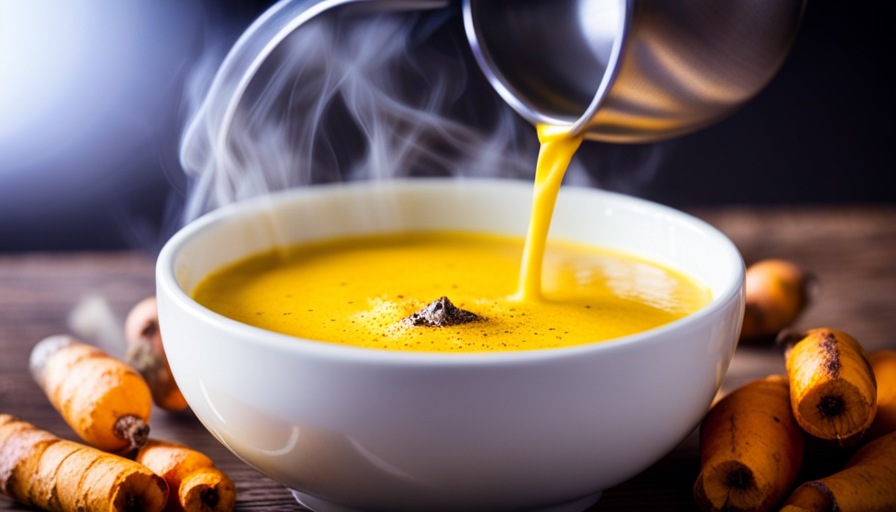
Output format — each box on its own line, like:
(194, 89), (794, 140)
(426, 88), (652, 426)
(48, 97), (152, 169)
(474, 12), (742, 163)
(192, 232), (711, 352)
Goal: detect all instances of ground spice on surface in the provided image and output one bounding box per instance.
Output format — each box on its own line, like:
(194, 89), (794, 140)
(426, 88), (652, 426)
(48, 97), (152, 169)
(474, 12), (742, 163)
(402, 297), (482, 328)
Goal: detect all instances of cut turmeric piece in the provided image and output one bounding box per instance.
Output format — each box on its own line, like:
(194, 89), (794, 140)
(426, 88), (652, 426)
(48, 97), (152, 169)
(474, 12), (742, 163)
(30, 334), (153, 452)
(0, 414), (168, 512)
(694, 375), (805, 512)
(780, 430), (896, 511)
(784, 328), (877, 445)
(125, 297), (189, 412)
(136, 439), (236, 512)
(866, 349), (896, 441)
(740, 259), (811, 341)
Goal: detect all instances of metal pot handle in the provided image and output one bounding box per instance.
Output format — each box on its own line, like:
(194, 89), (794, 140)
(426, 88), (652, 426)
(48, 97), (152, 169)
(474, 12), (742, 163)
(181, 0), (448, 172)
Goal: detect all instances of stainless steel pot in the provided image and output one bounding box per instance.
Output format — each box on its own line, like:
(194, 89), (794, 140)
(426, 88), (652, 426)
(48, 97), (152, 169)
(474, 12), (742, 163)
(183, 0), (807, 164)
(464, 0), (807, 142)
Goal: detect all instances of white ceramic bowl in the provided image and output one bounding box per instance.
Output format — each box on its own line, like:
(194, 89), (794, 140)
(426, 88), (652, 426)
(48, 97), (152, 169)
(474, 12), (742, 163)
(157, 179), (744, 512)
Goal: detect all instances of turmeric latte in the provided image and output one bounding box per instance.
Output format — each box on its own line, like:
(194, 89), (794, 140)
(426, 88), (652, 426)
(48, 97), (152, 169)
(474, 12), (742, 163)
(192, 232), (710, 352)
(194, 124), (710, 352)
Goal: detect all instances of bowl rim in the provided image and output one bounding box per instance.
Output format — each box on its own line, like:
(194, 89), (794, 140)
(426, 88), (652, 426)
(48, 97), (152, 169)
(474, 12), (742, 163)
(157, 177), (744, 366)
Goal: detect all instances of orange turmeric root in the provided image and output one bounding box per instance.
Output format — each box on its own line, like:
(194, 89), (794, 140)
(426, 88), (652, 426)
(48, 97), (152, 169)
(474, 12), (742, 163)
(30, 334), (153, 452)
(784, 328), (877, 445)
(125, 297), (188, 412)
(740, 259), (811, 341)
(0, 414), (168, 512)
(780, 430), (896, 512)
(136, 440), (236, 512)
(865, 349), (896, 441)
(694, 375), (805, 512)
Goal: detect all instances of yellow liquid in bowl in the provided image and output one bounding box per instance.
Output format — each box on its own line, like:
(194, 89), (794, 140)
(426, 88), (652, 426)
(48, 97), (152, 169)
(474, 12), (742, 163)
(193, 124), (712, 352)
(192, 232), (711, 352)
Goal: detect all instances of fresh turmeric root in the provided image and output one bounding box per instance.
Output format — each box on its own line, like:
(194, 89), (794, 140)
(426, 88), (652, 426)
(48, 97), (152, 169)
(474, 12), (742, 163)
(694, 375), (805, 512)
(780, 430), (896, 511)
(865, 349), (896, 441)
(30, 334), (153, 452)
(136, 440), (236, 512)
(740, 259), (811, 341)
(125, 297), (189, 412)
(0, 414), (168, 512)
(784, 328), (877, 445)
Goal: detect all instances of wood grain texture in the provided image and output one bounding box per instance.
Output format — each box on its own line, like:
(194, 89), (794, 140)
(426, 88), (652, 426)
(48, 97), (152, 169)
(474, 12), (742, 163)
(1, 205), (895, 511)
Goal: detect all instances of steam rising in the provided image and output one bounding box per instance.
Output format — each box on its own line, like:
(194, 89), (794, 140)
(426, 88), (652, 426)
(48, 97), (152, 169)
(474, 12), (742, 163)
(179, 7), (666, 223)
(182, 9), (538, 222)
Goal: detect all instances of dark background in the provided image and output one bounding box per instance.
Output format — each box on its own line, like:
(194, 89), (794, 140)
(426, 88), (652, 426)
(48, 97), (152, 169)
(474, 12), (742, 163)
(0, 0), (893, 252)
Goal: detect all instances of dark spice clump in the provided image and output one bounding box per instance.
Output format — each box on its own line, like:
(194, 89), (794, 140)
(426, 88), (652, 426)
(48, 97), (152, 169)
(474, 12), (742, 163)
(403, 297), (482, 328)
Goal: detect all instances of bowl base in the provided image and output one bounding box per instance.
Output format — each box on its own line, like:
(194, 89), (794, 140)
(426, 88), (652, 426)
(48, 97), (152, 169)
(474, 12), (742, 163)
(290, 489), (602, 512)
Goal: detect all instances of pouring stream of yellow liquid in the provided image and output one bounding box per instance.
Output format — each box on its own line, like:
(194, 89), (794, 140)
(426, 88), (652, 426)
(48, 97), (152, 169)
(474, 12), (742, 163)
(515, 124), (584, 301)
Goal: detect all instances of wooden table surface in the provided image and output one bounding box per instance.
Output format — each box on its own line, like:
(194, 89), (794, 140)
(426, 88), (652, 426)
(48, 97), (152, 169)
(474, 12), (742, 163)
(2, 205), (895, 511)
